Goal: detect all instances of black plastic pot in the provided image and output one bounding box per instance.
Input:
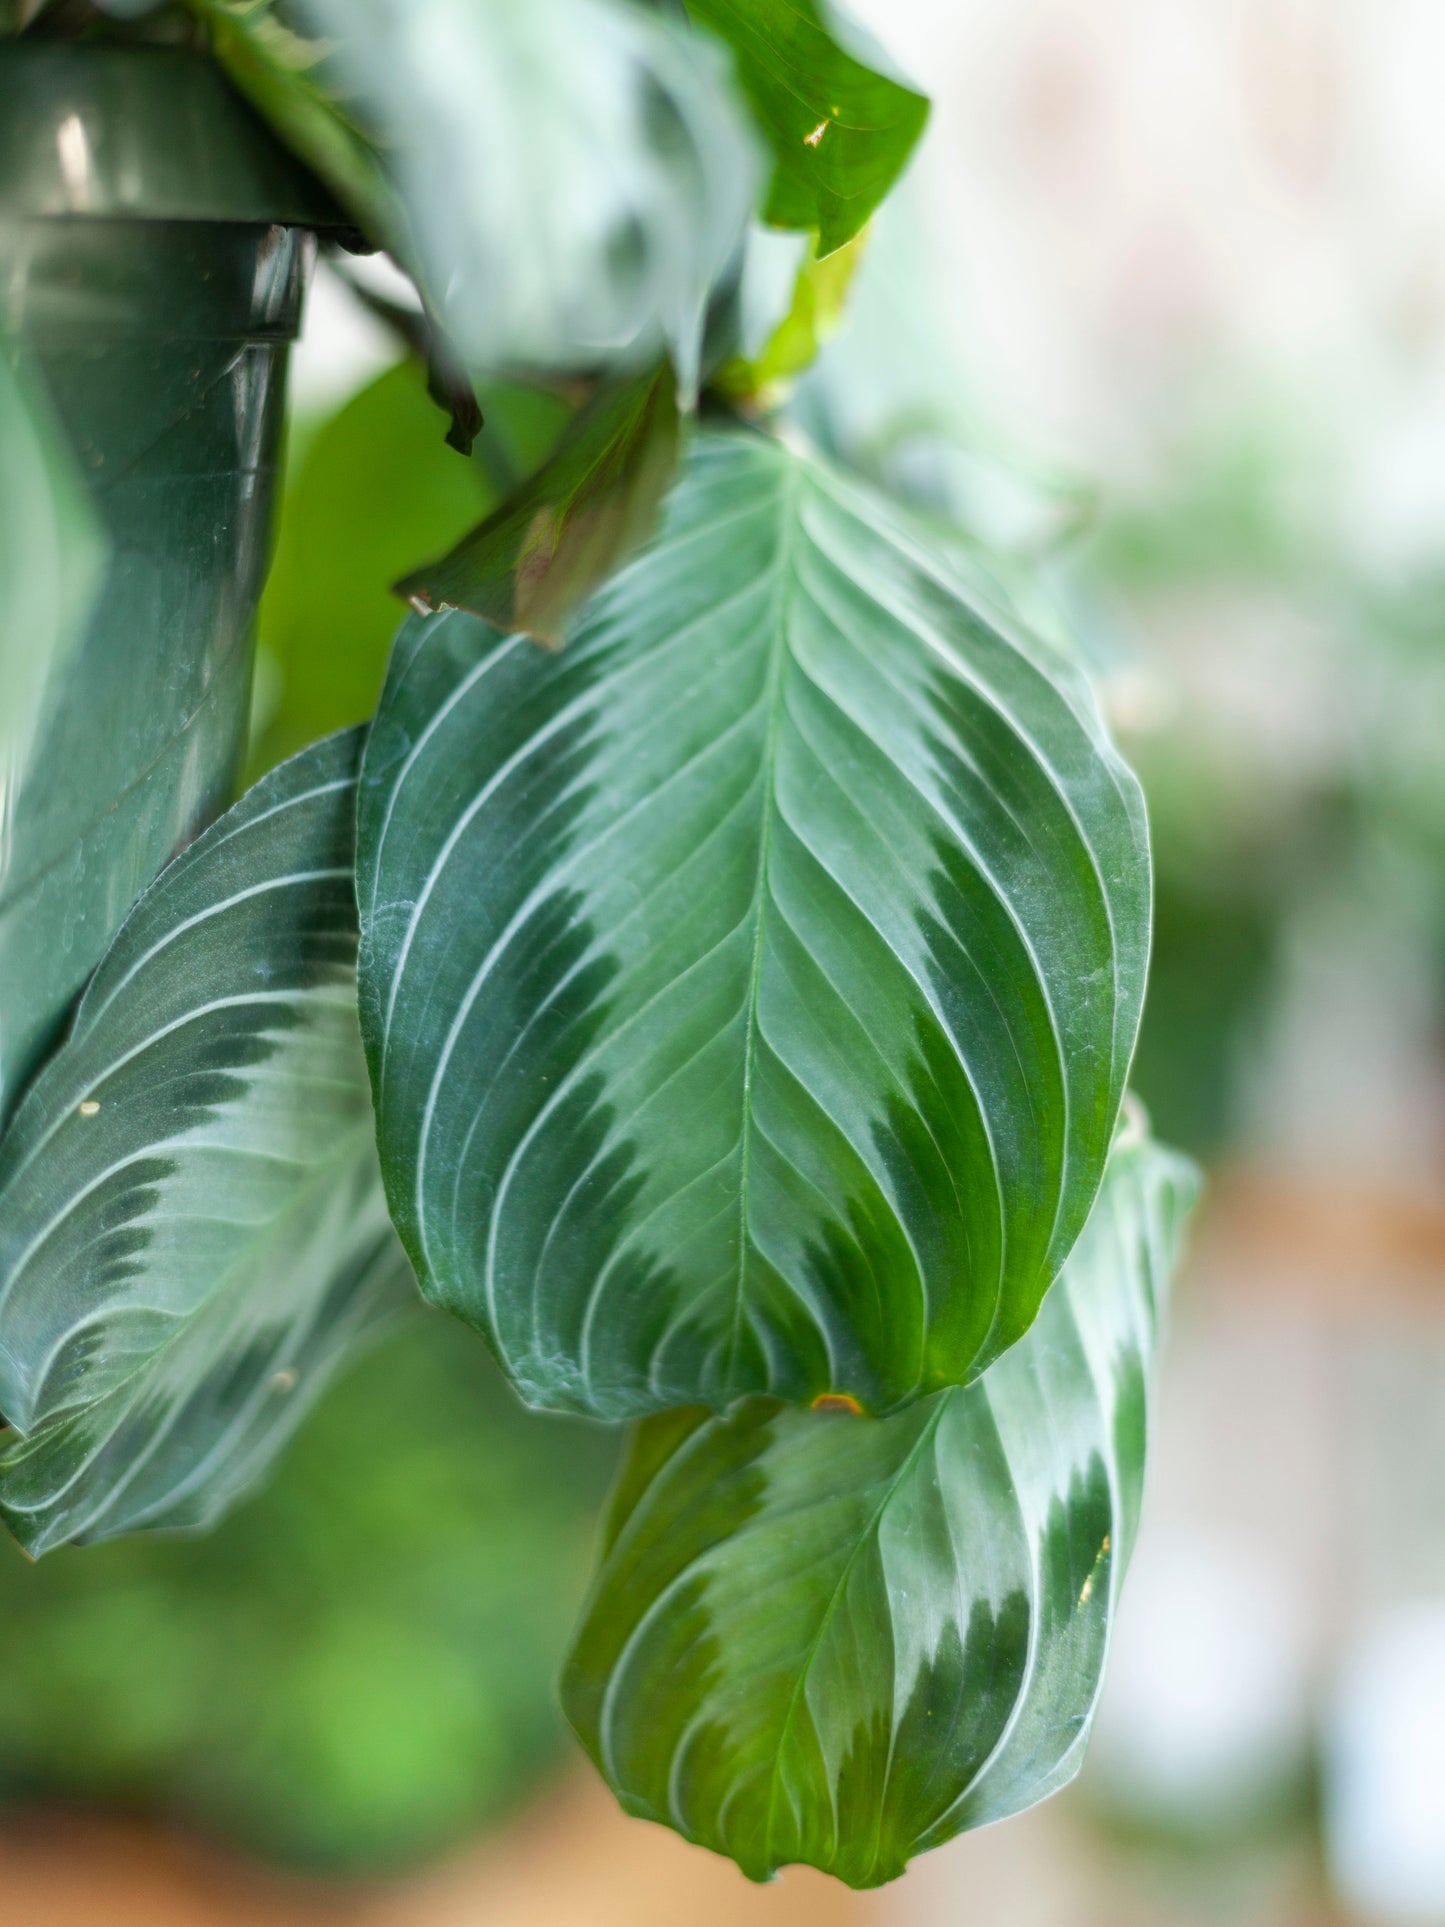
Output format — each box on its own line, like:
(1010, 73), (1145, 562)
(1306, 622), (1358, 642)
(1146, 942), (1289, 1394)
(0, 44), (340, 1119)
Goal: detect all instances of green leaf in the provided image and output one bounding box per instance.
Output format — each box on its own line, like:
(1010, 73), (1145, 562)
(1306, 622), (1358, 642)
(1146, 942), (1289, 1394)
(563, 1123), (1197, 1888)
(395, 365), (679, 650)
(0, 347), (106, 881)
(686, 0), (929, 254)
(714, 227), (867, 406)
(0, 731), (411, 1555)
(291, 0), (761, 394)
(250, 359), (570, 776)
(357, 430), (1151, 1421)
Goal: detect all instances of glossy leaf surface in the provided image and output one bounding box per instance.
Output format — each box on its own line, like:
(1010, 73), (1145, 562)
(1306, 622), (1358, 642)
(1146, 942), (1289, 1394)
(0, 732), (410, 1554)
(396, 366), (679, 649)
(687, 0), (928, 253)
(294, 0), (760, 392)
(358, 431), (1150, 1420)
(564, 1126), (1197, 1887)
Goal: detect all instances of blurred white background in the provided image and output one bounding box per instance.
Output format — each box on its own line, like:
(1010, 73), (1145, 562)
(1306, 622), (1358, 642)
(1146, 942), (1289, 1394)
(851, 0), (1445, 558)
(830, 5), (1445, 1924)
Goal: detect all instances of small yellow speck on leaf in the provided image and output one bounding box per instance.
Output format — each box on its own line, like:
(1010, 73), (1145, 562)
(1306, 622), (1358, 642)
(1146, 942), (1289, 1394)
(812, 1391), (863, 1415)
(1079, 1575), (1094, 1606)
(78, 1099), (100, 1117)
(804, 120), (828, 147)
(1101, 1534), (1111, 1554)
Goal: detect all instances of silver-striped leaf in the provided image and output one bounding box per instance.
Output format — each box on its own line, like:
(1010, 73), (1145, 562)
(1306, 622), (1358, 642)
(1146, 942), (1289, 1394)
(562, 1122), (1197, 1888)
(0, 731), (411, 1555)
(358, 429), (1151, 1421)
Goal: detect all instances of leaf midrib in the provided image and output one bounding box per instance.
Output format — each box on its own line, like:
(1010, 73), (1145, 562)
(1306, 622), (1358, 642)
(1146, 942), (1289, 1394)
(759, 1395), (948, 1874)
(720, 454), (801, 1396)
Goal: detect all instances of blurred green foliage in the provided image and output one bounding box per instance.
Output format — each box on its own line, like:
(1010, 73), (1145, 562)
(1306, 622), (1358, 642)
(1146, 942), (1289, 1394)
(0, 349), (606, 1874)
(0, 1312), (616, 1872)
(251, 353), (570, 774)
(1071, 407), (1330, 1154)
(1128, 854), (1278, 1158)
(1094, 420), (1311, 590)
(1098, 402), (1445, 1158)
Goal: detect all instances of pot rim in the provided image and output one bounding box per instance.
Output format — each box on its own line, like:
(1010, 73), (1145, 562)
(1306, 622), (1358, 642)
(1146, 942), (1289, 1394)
(0, 41), (349, 229)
